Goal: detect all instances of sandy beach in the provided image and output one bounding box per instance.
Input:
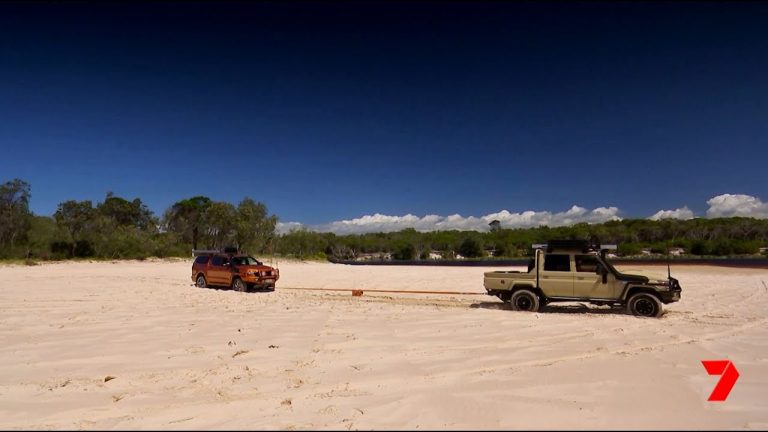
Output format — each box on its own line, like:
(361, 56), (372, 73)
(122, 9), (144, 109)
(1, 260), (767, 430)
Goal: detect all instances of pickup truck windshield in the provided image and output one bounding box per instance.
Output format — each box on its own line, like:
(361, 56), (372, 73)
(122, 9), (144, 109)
(231, 256), (262, 266)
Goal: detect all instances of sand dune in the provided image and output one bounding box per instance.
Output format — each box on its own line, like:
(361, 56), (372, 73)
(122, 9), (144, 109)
(1, 260), (766, 430)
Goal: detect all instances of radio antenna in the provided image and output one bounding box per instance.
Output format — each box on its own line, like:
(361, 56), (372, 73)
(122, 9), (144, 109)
(667, 242), (672, 280)
(271, 235), (278, 269)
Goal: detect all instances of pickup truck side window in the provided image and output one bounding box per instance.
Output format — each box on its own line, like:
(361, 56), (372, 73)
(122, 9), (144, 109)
(194, 255), (210, 264)
(544, 254), (571, 272)
(211, 255), (224, 266)
(575, 255), (599, 273)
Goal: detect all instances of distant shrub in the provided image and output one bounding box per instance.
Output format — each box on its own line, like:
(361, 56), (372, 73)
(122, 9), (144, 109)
(690, 241), (709, 256)
(392, 243), (416, 261)
(74, 240), (95, 258)
(618, 243), (642, 256)
(493, 243), (509, 257)
(458, 238), (483, 258)
(50, 241), (73, 258)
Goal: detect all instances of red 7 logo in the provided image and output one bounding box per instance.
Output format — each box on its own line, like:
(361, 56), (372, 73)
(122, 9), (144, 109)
(701, 360), (740, 402)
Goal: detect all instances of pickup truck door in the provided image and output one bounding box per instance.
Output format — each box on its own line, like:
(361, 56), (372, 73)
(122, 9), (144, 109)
(539, 253), (574, 297)
(573, 254), (614, 299)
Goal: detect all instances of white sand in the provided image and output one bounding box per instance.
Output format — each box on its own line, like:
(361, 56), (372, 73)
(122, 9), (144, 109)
(1, 260), (767, 430)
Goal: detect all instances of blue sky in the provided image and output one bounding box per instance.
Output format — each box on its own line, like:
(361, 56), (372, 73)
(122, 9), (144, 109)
(1, 1), (767, 231)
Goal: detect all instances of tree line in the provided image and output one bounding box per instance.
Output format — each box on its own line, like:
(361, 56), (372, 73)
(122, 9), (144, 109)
(277, 217), (768, 260)
(1, 178), (767, 261)
(0, 178), (277, 260)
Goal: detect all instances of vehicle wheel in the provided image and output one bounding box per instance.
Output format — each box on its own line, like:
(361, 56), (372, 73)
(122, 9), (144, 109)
(233, 278), (247, 292)
(627, 293), (663, 318)
(195, 275), (207, 288)
(510, 289), (540, 312)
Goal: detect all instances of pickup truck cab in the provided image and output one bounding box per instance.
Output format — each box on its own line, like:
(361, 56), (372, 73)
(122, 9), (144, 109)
(192, 249), (279, 292)
(484, 240), (681, 317)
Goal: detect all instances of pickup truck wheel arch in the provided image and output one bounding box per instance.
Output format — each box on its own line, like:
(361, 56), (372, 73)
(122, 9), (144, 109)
(511, 284), (544, 299)
(621, 285), (662, 302)
(195, 274), (207, 288)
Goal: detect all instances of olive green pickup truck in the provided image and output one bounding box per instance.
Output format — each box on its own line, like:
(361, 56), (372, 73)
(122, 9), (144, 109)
(484, 240), (681, 317)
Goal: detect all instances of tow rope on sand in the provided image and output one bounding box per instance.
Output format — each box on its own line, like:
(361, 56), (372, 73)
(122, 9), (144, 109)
(279, 287), (486, 296)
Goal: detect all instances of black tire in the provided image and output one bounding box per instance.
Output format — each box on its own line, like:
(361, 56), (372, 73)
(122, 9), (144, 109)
(510, 289), (540, 312)
(233, 278), (248, 292)
(195, 274), (207, 288)
(627, 293), (663, 318)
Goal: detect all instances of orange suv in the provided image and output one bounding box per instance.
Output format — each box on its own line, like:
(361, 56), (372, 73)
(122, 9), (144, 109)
(192, 250), (279, 292)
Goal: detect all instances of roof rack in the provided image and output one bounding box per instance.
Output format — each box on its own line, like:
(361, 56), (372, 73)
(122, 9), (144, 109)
(192, 247), (240, 257)
(548, 240), (590, 251)
(531, 240), (617, 253)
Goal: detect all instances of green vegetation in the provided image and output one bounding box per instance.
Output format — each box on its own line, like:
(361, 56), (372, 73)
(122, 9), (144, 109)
(0, 178), (277, 261)
(277, 216), (768, 260)
(1, 177), (767, 262)
(0, 179), (32, 256)
(458, 237), (484, 258)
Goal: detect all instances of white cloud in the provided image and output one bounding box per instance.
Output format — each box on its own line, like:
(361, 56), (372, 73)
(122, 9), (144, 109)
(478, 206), (621, 230)
(280, 205), (622, 235)
(648, 206), (695, 221)
(706, 194), (768, 218)
(276, 221), (306, 234)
